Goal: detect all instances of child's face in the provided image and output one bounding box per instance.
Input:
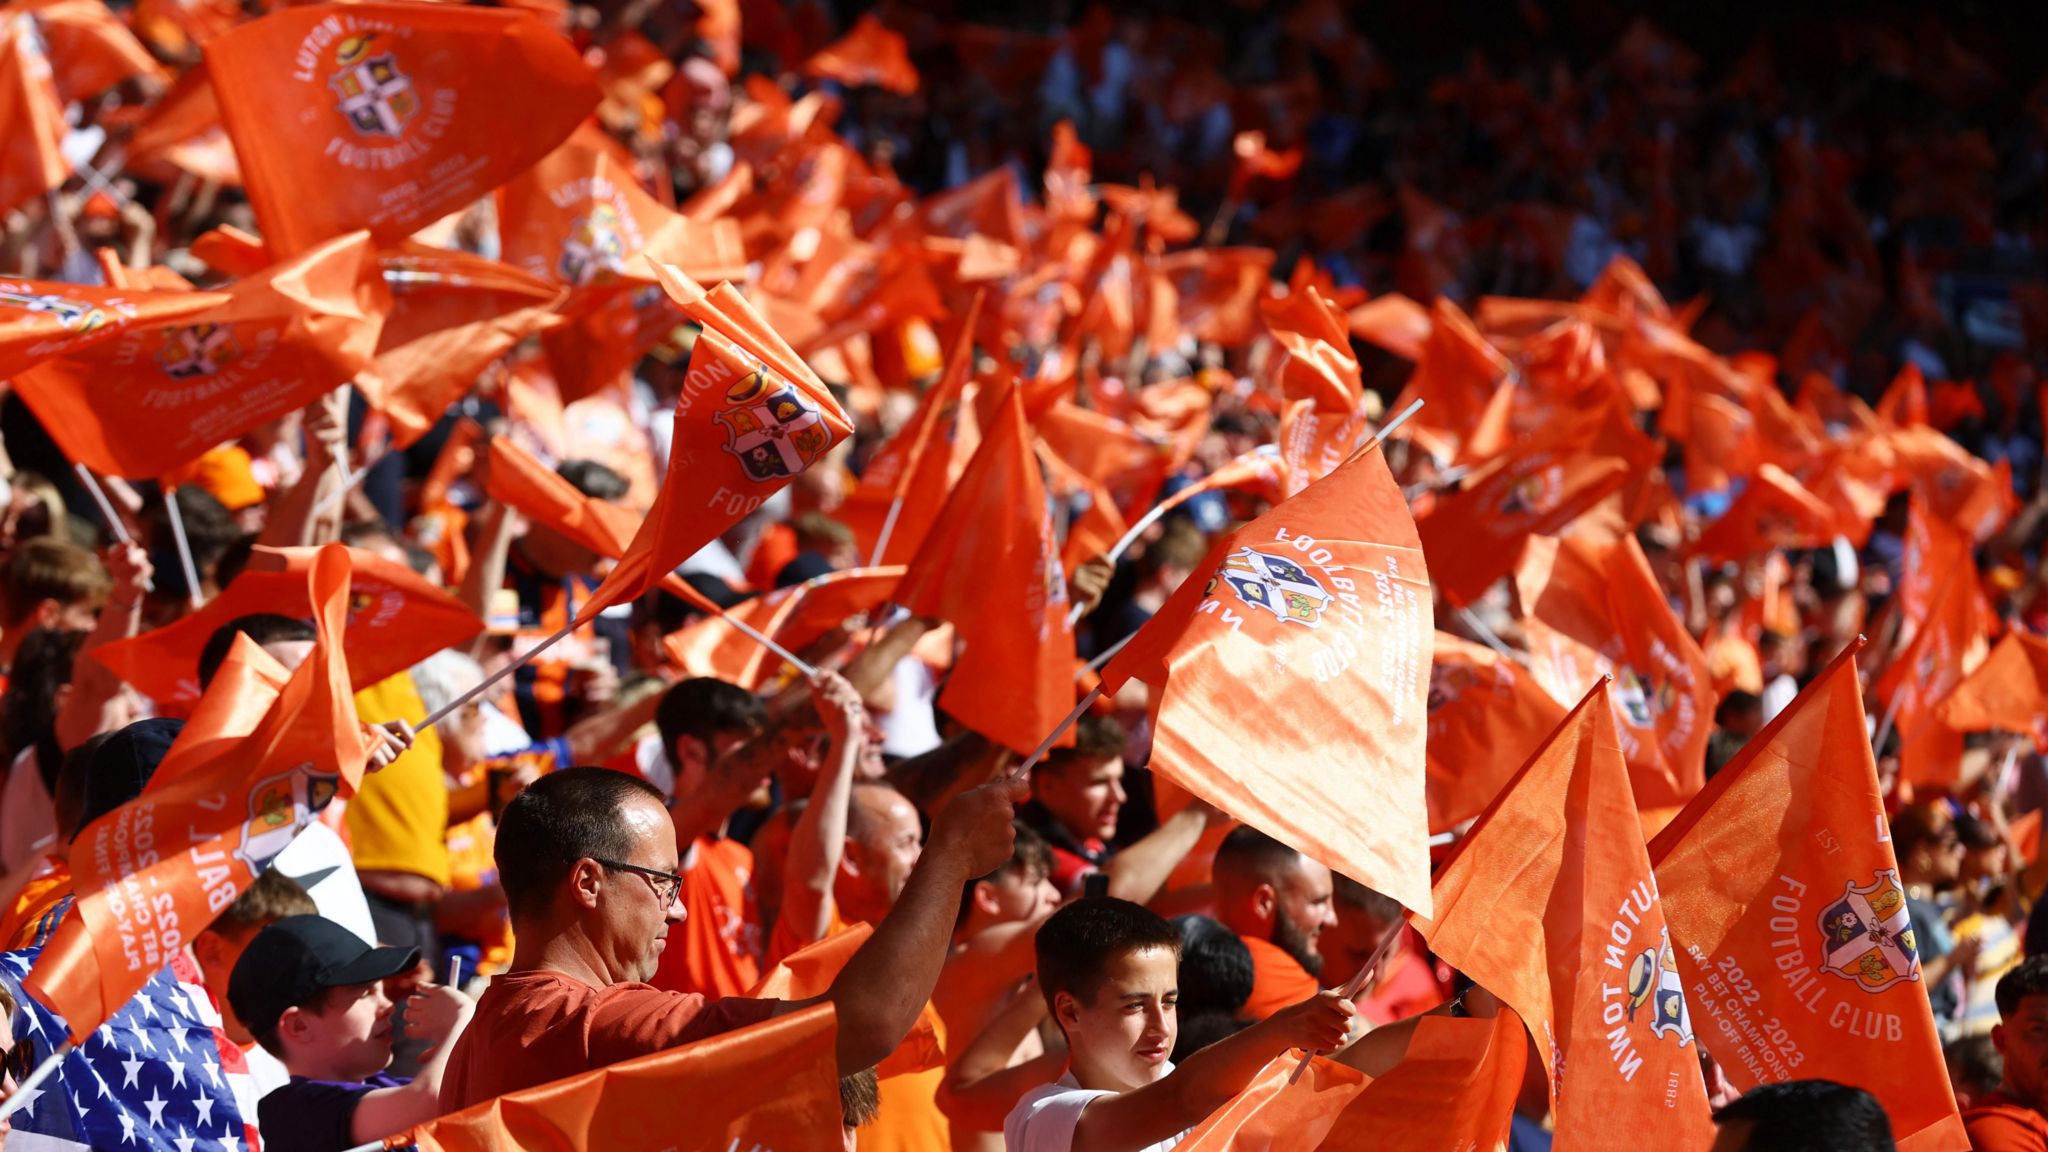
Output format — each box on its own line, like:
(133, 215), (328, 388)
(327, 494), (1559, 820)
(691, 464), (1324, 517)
(299, 980), (397, 1080)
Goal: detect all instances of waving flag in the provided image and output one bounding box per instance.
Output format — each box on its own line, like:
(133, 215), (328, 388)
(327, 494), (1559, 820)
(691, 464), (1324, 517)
(207, 2), (598, 256)
(1418, 443), (1630, 607)
(1100, 439), (1433, 916)
(1686, 463), (1840, 563)
(1941, 631), (2048, 746)
(1516, 534), (1713, 812)
(0, 13), (69, 214)
(12, 232), (389, 478)
(26, 545), (373, 1039)
(666, 566), (905, 690)
(1260, 286), (1362, 414)
(0, 277), (226, 379)
(1649, 644), (1966, 1152)
(1414, 683), (1717, 1151)
(1425, 631), (1567, 834)
(801, 13), (918, 94)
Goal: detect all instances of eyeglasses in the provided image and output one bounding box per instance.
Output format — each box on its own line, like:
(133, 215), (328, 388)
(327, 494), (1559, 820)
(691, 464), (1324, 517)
(593, 858), (685, 908)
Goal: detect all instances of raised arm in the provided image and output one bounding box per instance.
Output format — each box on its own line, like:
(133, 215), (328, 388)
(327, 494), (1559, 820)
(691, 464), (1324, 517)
(938, 978), (1068, 1131)
(55, 541), (151, 751)
(779, 673), (865, 946)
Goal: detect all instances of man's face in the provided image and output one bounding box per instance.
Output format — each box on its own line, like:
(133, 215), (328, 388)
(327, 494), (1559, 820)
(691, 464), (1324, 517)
(1996, 994), (2048, 1110)
(845, 791), (923, 911)
(1057, 946), (1178, 1093)
(1035, 756), (1125, 842)
(295, 980), (396, 1080)
(982, 862), (1060, 926)
(673, 727), (759, 809)
(1269, 857), (1338, 976)
(597, 795), (686, 983)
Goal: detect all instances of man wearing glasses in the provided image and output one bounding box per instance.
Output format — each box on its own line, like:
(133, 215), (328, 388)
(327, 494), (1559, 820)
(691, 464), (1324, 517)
(436, 723), (1026, 1110)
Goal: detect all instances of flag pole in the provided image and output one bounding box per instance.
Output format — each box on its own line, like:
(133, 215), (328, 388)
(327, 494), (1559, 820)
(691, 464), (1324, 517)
(163, 486), (204, 610)
(74, 464), (154, 593)
(1009, 686), (1104, 780)
(417, 620), (579, 733)
(724, 614), (820, 681)
(1076, 630), (1137, 679)
(0, 1040), (74, 1122)
(1454, 606), (1518, 661)
(312, 462), (373, 520)
(1283, 918), (1406, 1086)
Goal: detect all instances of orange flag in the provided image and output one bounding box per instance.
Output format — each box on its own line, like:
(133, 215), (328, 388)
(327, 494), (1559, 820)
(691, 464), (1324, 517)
(1426, 631), (1568, 834)
(1649, 643), (1967, 1151)
(12, 232), (389, 478)
(0, 14), (70, 214)
(1414, 683), (1718, 1150)
(483, 434), (641, 558)
(206, 2), (598, 256)
(1100, 441), (1433, 916)
(1393, 297), (1511, 460)
(1878, 363), (1931, 427)
(896, 384), (1076, 755)
(410, 1005), (841, 1152)
(1417, 443), (1630, 607)
(1037, 401), (1176, 519)
(1940, 631), (2048, 746)
(1876, 578), (1981, 788)
(1260, 286), (1362, 414)
(577, 268), (854, 617)
(91, 543), (482, 709)
(801, 13), (918, 94)
(0, 276), (226, 378)
(1347, 292), (1431, 361)
(1516, 534), (1713, 811)
(1227, 130), (1302, 199)
(1685, 463), (1840, 563)
(356, 242), (565, 448)
(122, 67), (243, 187)
(19, 0), (163, 103)
(25, 544), (373, 1040)
(665, 566), (904, 690)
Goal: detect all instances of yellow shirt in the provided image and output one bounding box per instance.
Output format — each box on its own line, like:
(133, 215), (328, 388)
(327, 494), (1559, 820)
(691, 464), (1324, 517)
(345, 673), (450, 887)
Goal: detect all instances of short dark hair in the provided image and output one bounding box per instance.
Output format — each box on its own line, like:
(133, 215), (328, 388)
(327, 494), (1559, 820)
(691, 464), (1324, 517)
(957, 821), (1053, 929)
(1035, 898), (1181, 1014)
(495, 767), (668, 919)
(1945, 1035), (2003, 1101)
(1172, 915), (1252, 1017)
(211, 869), (317, 938)
(1888, 804), (1952, 865)
(248, 981), (368, 1058)
(654, 677), (767, 776)
(839, 1067), (880, 1128)
(1333, 874), (1403, 927)
(1711, 1080), (1895, 1151)
(198, 613), (318, 689)
(557, 459), (630, 502)
(1039, 714), (1125, 776)
(1214, 825), (1303, 887)
(1996, 955), (2048, 1019)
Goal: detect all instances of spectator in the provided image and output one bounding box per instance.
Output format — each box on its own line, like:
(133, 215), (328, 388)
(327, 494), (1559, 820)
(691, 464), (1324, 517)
(1168, 914), (1252, 1062)
(1709, 1080), (1896, 1151)
(1963, 955), (2048, 1150)
(1892, 803), (1977, 1032)
(1212, 826), (1337, 1021)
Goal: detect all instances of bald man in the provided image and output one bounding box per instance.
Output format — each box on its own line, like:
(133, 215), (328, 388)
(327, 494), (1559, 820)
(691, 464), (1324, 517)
(1211, 827), (1336, 1021)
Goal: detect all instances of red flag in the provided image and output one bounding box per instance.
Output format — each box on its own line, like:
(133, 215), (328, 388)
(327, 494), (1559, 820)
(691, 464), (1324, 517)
(0, 15), (70, 214)
(1416, 442), (1630, 607)
(1414, 683), (1718, 1150)
(0, 277), (226, 378)
(12, 232), (389, 478)
(207, 2), (598, 256)
(665, 566), (904, 690)
(896, 384), (1076, 755)
(92, 543), (482, 709)
(800, 13), (918, 94)
(26, 544), (373, 1040)
(1650, 643), (1967, 1152)
(1100, 442), (1434, 916)
(1426, 632), (1568, 834)
(1685, 464), (1841, 563)
(1940, 632), (2048, 747)
(1516, 534), (1714, 811)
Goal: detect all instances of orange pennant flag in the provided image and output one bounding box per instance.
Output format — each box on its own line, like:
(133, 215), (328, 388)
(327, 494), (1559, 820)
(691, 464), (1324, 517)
(1274, 398), (1371, 498)
(92, 543), (483, 709)
(206, 2), (598, 257)
(25, 544), (373, 1040)
(896, 384), (1076, 755)
(1177, 1052), (1368, 1150)
(1649, 642), (1967, 1151)
(1392, 297), (1511, 460)
(12, 232), (388, 478)
(483, 434), (641, 559)
(1100, 441), (1433, 916)
(1260, 286), (1363, 414)
(1414, 682), (1718, 1150)
(19, 0), (163, 102)
(1878, 362), (1931, 428)
(1347, 292), (1431, 361)
(1940, 631), (2048, 746)
(0, 276), (226, 378)
(1416, 443), (1630, 607)
(1516, 534), (1714, 811)
(577, 268), (854, 617)
(411, 1005), (842, 1152)
(1685, 463), (1841, 564)
(123, 67), (243, 187)
(1426, 631), (1568, 835)
(1227, 130), (1302, 199)
(356, 242), (565, 448)
(665, 566), (904, 690)
(0, 14), (70, 215)
(1037, 401), (1176, 519)
(149, 630), (293, 791)
(801, 12), (918, 95)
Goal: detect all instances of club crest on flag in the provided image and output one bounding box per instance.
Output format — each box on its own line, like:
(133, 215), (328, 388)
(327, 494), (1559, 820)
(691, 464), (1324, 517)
(234, 763), (340, 866)
(1427, 663), (1478, 713)
(1626, 928), (1695, 1047)
(1498, 463), (1562, 517)
(1211, 548), (1332, 626)
(1613, 665), (1674, 729)
(559, 204), (628, 286)
(329, 35), (418, 137)
(155, 323), (239, 378)
(1819, 870), (1921, 992)
(0, 290), (108, 333)
(716, 370), (831, 481)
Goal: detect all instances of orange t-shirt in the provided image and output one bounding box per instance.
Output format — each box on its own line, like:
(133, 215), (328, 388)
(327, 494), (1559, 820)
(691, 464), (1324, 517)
(1964, 1093), (2048, 1152)
(1, 857), (71, 950)
(649, 836), (763, 999)
(439, 969), (781, 1112)
(1240, 935), (1320, 1021)
(862, 995), (950, 1152)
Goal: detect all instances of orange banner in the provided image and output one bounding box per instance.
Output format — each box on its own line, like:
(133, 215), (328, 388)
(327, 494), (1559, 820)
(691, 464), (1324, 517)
(1425, 631), (1568, 834)
(0, 276), (226, 378)
(665, 566), (905, 690)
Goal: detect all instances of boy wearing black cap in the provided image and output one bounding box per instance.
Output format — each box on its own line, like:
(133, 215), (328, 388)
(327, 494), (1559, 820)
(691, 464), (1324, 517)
(229, 915), (474, 1152)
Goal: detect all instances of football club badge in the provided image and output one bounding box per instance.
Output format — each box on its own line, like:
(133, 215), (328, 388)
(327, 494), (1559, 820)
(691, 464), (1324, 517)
(0, 289), (109, 333)
(716, 370), (831, 481)
(1819, 870), (1921, 991)
(1427, 662), (1477, 714)
(1625, 928), (1695, 1047)
(330, 35), (418, 138)
(1214, 548), (1332, 626)
(558, 204), (628, 286)
(155, 323), (239, 379)
(233, 764), (341, 867)
(1613, 666), (1672, 729)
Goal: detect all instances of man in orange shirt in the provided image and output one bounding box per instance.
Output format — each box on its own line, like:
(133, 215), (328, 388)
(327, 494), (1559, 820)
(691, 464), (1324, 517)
(1319, 875), (1443, 1025)
(1965, 956), (2048, 1151)
(1211, 826), (1335, 1021)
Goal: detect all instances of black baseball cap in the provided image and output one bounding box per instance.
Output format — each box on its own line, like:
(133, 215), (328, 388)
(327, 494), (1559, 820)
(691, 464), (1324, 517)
(227, 915), (419, 1039)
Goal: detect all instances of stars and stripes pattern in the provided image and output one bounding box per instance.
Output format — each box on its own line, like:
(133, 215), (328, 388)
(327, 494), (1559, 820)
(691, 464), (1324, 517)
(0, 946), (261, 1151)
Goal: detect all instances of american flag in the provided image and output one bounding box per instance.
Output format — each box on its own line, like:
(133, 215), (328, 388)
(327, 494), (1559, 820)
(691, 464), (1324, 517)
(0, 946), (263, 1151)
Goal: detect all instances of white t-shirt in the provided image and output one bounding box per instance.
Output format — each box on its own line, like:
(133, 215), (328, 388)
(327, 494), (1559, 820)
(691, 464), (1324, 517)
(1004, 1068), (1185, 1152)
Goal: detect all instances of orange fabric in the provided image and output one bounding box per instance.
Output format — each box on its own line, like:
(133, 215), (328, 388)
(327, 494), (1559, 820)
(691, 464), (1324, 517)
(1101, 443), (1434, 916)
(208, 3), (597, 257)
(1963, 1095), (2048, 1152)
(19, 0), (164, 102)
(0, 858), (71, 950)
(1686, 464), (1840, 563)
(1392, 297), (1511, 460)
(27, 544), (372, 1042)
(163, 445), (266, 511)
(801, 13), (919, 94)
(1240, 935), (1320, 1021)
(864, 1062), (950, 1152)
(650, 836), (763, 1001)
(1516, 533), (1714, 811)
(1260, 287), (1362, 415)
(1425, 631), (1567, 834)
(1704, 629), (1765, 697)
(896, 384), (1076, 755)
(1648, 643), (1967, 1152)
(92, 542), (482, 709)
(1228, 130), (1302, 197)
(0, 277), (225, 379)
(663, 566), (904, 691)
(1346, 293), (1431, 361)
(1877, 505), (1984, 785)
(761, 903), (852, 973)
(13, 233), (389, 479)
(1416, 443), (1629, 607)
(1037, 400), (1175, 520)
(424, 999), (831, 1149)
(1942, 632), (2048, 746)
(0, 16), (70, 214)
(442, 812), (511, 975)
(124, 69), (241, 187)
(1275, 398), (1371, 498)
(1879, 362), (1931, 427)
(1414, 683), (1717, 1150)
